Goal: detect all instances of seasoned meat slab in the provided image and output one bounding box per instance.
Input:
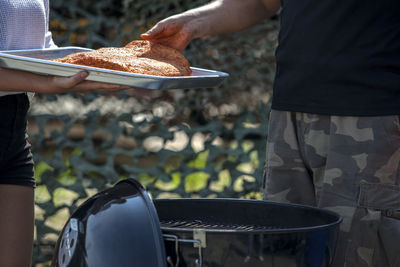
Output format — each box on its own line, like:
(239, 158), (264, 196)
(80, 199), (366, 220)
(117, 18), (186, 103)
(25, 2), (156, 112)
(53, 40), (192, 76)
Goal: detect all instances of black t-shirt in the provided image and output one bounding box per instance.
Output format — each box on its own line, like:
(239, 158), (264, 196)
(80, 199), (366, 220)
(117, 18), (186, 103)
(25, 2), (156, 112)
(272, 0), (400, 116)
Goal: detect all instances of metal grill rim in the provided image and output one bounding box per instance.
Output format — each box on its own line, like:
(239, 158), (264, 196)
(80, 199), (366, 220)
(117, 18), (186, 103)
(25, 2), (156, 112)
(159, 219), (283, 231)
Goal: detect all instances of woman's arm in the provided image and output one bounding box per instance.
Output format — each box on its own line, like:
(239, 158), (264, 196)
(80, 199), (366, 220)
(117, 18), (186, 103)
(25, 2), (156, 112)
(0, 67), (127, 94)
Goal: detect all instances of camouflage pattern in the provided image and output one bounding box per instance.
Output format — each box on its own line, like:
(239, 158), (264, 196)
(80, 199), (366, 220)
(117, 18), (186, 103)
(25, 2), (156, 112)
(263, 110), (400, 267)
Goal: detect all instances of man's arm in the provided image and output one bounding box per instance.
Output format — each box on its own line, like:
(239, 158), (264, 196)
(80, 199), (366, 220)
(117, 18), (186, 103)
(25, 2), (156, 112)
(141, 0), (281, 51)
(177, 0), (281, 38)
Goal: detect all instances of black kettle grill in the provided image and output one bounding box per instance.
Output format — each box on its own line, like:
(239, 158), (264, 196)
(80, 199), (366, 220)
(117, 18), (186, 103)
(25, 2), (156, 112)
(51, 178), (342, 267)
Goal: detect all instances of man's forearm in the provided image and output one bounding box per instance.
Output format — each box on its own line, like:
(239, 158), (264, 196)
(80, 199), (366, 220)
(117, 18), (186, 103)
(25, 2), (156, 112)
(185, 0), (279, 39)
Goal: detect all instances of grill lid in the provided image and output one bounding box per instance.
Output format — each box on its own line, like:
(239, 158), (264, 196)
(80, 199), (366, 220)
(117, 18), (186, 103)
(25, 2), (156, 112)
(52, 178), (167, 267)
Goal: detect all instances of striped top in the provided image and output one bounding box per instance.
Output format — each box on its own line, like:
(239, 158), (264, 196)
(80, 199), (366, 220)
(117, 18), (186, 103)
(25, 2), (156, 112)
(0, 0), (56, 97)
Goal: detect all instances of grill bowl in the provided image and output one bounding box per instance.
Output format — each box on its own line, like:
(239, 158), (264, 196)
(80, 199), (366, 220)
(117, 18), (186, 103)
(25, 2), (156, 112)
(154, 198), (342, 267)
(51, 178), (342, 267)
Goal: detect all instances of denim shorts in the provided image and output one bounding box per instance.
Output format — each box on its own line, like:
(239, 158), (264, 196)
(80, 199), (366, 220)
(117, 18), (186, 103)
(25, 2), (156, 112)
(0, 94), (35, 187)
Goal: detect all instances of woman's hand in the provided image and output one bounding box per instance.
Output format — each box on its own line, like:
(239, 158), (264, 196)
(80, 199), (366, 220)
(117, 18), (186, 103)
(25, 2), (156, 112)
(38, 71), (128, 94)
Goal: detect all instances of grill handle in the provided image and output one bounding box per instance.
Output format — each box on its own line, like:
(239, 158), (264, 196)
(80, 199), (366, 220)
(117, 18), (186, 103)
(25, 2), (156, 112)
(163, 234), (203, 267)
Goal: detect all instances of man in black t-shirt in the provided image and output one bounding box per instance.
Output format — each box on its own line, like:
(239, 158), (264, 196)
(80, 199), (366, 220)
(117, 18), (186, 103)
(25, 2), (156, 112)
(141, 0), (400, 266)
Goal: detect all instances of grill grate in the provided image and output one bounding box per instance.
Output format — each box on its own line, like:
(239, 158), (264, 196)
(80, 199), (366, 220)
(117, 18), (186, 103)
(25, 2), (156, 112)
(159, 219), (281, 231)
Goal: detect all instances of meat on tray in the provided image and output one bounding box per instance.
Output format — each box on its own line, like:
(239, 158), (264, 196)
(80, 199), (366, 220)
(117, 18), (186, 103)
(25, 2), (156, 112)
(53, 40), (192, 77)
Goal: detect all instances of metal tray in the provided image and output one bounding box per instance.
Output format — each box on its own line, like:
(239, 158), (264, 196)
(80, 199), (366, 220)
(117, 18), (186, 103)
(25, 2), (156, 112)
(0, 47), (229, 90)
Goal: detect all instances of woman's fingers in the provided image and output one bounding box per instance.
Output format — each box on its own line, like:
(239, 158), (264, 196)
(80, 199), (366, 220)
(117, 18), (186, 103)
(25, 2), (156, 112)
(45, 71), (127, 93)
(52, 71), (89, 89)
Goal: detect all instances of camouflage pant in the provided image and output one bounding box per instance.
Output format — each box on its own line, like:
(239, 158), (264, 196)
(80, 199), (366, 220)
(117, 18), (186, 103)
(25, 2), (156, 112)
(263, 110), (400, 267)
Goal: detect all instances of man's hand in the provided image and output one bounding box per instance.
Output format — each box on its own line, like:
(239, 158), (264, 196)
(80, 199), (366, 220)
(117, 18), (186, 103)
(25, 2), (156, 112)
(141, 14), (196, 51)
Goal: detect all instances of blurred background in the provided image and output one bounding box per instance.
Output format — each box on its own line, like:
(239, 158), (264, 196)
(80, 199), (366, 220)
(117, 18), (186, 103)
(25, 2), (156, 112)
(31, 0), (279, 265)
